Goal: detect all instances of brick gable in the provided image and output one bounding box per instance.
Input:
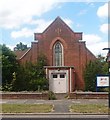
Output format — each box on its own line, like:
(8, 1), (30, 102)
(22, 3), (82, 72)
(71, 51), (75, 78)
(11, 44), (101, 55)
(15, 17), (96, 90)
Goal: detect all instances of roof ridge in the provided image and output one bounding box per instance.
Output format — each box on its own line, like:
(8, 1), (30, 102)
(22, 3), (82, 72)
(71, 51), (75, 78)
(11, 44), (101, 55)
(42, 16), (74, 34)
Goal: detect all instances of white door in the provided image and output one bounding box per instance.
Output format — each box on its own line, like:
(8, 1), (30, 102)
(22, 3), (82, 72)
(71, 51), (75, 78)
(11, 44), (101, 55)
(52, 73), (67, 93)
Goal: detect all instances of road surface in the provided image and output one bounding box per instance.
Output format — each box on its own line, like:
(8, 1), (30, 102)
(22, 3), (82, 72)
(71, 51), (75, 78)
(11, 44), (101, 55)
(2, 114), (109, 120)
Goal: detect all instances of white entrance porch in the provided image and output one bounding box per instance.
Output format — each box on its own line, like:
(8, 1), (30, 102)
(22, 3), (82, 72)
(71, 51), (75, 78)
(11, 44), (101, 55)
(44, 66), (75, 93)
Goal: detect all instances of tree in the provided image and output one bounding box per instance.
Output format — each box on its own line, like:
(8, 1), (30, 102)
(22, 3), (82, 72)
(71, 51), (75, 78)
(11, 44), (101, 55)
(14, 42), (29, 51)
(1, 44), (19, 91)
(29, 54), (49, 91)
(13, 54), (49, 91)
(83, 55), (108, 92)
(97, 54), (108, 74)
(13, 64), (31, 91)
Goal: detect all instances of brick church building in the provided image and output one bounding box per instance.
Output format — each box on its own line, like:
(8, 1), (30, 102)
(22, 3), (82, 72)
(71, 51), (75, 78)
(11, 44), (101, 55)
(15, 17), (96, 93)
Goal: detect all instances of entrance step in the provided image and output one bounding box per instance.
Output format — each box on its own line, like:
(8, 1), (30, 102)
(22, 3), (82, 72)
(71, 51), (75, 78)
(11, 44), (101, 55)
(55, 93), (68, 100)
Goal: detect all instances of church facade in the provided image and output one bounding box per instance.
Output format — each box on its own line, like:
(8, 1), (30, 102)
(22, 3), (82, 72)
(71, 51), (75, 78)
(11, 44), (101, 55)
(15, 17), (96, 93)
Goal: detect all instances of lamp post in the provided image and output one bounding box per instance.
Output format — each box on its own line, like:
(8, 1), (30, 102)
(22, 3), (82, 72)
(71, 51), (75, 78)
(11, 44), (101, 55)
(103, 48), (110, 109)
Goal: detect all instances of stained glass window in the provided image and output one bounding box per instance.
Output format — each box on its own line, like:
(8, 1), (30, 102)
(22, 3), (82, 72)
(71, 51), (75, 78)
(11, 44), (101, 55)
(53, 41), (63, 66)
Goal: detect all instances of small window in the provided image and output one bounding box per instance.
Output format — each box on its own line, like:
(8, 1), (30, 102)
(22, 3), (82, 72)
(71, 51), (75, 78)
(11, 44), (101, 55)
(60, 74), (65, 78)
(53, 74), (57, 78)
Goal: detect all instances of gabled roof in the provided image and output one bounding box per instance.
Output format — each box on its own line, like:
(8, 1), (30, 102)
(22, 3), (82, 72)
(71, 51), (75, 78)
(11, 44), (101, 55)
(14, 48), (31, 60)
(43, 16), (75, 34)
(34, 16), (82, 40)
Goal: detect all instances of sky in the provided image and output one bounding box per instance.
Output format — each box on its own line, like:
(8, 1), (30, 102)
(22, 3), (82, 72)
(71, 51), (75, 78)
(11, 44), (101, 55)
(0, 0), (109, 57)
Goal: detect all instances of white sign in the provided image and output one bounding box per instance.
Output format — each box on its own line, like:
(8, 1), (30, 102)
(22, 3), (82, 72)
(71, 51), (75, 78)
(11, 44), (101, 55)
(97, 76), (109, 87)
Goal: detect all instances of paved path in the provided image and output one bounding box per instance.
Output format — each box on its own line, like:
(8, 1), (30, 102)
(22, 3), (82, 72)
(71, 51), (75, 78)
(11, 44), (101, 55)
(2, 99), (108, 113)
(52, 100), (70, 113)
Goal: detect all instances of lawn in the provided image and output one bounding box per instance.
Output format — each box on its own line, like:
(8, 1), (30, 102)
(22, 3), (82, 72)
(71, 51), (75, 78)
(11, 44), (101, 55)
(70, 104), (108, 114)
(1, 104), (53, 113)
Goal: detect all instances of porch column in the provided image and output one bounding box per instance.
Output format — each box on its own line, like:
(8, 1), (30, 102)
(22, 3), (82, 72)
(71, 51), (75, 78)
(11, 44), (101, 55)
(70, 67), (72, 92)
(45, 68), (48, 79)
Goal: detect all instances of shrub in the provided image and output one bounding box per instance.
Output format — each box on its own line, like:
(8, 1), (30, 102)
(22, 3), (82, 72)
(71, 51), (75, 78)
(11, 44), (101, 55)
(48, 91), (56, 100)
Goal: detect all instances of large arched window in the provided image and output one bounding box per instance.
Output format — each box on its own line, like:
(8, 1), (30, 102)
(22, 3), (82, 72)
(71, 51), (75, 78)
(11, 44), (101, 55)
(53, 41), (64, 66)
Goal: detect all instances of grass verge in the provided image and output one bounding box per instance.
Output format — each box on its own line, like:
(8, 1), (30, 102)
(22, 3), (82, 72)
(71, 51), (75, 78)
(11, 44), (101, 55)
(1, 104), (53, 113)
(70, 104), (108, 114)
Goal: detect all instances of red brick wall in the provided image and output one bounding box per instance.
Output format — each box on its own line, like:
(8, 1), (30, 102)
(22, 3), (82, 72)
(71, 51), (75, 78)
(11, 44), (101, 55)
(1, 92), (108, 99)
(19, 49), (32, 64)
(19, 17), (96, 90)
(1, 92), (48, 100)
(69, 92), (108, 99)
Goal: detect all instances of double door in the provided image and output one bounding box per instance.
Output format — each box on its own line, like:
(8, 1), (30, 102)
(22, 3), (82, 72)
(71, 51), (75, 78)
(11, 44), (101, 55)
(51, 73), (67, 93)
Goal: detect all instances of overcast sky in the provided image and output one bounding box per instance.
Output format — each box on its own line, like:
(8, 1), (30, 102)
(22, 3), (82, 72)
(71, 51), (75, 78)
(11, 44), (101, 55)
(0, 0), (109, 56)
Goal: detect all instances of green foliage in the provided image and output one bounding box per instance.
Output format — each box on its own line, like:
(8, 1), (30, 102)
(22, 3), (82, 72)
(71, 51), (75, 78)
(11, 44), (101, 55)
(102, 62), (108, 74)
(97, 54), (108, 74)
(12, 65), (30, 91)
(29, 78), (48, 91)
(98, 87), (109, 92)
(48, 91), (56, 100)
(12, 54), (49, 91)
(37, 54), (48, 67)
(27, 54), (49, 91)
(1, 44), (19, 91)
(84, 55), (108, 92)
(14, 42), (29, 51)
(1, 44), (48, 92)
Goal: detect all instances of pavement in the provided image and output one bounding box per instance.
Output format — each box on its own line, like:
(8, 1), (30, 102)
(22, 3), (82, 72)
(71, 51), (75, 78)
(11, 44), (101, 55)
(1, 99), (109, 113)
(1, 114), (109, 120)
(1, 99), (109, 119)
(1, 117), (109, 120)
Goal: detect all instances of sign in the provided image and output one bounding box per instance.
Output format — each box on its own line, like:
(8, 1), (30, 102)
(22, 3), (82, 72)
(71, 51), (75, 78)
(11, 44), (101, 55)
(97, 76), (109, 87)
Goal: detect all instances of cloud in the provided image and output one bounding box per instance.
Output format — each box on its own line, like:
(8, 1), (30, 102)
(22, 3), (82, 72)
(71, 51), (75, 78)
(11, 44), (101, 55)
(100, 23), (110, 34)
(11, 19), (52, 39)
(97, 3), (108, 18)
(11, 28), (34, 39)
(11, 18), (73, 39)
(31, 19), (53, 33)
(100, 23), (108, 34)
(87, 42), (108, 56)
(0, 0), (58, 29)
(83, 34), (102, 46)
(83, 33), (108, 56)
(87, 41), (108, 56)
(6, 44), (16, 51)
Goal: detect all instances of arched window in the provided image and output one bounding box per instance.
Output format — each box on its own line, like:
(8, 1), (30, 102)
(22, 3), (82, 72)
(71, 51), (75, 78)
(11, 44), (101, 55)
(53, 41), (63, 66)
